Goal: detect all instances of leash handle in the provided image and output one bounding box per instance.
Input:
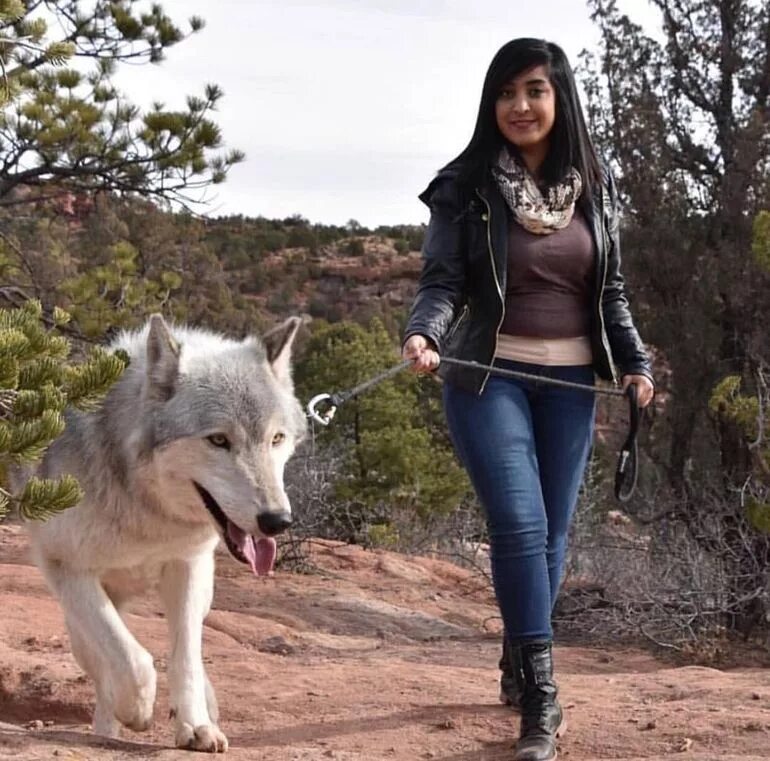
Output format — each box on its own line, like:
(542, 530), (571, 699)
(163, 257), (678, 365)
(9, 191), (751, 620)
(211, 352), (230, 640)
(614, 383), (640, 502)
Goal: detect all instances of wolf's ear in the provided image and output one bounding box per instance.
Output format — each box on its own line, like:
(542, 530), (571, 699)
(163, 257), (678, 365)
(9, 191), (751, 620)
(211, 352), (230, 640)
(145, 314), (180, 401)
(262, 316), (302, 386)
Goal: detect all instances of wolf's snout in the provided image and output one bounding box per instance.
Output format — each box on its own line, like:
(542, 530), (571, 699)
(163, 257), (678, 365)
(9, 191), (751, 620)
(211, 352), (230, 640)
(257, 511), (292, 536)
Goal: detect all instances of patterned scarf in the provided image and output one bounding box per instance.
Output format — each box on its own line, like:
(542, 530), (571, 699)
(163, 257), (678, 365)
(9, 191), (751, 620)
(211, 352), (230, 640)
(491, 148), (582, 235)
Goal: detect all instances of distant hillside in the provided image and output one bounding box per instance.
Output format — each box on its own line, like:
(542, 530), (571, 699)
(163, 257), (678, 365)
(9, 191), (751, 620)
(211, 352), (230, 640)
(0, 191), (426, 340)
(203, 215), (425, 330)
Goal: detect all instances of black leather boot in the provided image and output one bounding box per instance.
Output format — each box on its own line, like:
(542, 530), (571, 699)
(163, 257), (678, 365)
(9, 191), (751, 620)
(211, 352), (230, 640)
(513, 640), (565, 761)
(498, 634), (524, 710)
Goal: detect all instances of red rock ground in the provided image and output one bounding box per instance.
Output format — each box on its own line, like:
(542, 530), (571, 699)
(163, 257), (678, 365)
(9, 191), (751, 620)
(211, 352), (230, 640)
(1, 524), (769, 761)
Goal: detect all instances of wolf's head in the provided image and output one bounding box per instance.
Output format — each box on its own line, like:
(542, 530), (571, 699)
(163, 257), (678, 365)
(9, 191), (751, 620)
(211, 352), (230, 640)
(131, 315), (307, 575)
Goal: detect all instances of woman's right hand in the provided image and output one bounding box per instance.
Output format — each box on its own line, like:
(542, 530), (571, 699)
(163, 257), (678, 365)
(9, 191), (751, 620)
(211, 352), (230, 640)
(402, 334), (440, 373)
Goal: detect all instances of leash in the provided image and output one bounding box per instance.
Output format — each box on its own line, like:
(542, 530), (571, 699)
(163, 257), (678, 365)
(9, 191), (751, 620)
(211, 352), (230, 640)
(307, 357), (640, 502)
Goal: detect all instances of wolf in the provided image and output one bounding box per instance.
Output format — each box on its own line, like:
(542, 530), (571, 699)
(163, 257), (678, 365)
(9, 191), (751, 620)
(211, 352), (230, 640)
(24, 314), (307, 752)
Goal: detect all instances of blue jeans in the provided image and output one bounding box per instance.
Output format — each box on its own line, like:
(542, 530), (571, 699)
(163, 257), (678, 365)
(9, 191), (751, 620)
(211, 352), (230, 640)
(443, 360), (596, 643)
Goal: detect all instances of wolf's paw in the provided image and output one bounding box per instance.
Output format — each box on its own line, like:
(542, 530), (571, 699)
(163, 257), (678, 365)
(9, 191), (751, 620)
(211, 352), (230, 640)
(176, 723), (229, 753)
(112, 650), (157, 731)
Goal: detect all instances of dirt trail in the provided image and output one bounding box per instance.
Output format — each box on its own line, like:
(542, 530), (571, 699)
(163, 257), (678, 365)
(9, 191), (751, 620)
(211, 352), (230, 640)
(0, 524), (768, 761)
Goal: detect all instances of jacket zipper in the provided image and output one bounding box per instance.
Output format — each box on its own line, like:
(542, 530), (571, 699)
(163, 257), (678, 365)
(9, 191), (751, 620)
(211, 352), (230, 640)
(475, 188), (505, 394)
(597, 188), (619, 385)
(447, 303), (470, 343)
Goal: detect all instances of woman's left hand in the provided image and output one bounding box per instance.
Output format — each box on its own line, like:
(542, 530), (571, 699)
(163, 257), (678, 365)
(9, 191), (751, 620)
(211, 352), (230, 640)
(622, 374), (654, 408)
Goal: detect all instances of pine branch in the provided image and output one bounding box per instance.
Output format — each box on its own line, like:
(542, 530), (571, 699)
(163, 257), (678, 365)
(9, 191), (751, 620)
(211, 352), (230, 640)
(18, 474), (82, 520)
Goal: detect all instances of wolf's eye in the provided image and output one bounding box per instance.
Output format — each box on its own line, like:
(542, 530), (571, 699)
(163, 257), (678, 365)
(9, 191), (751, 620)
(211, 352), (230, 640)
(271, 432), (285, 447)
(207, 434), (230, 450)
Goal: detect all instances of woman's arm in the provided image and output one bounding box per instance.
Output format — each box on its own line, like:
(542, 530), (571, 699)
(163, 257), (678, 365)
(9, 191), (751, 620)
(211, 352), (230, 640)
(403, 175), (467, 354)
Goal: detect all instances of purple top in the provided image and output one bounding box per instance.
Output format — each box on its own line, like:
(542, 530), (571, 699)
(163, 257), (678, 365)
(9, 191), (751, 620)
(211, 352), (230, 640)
(501, 209), (595, 339)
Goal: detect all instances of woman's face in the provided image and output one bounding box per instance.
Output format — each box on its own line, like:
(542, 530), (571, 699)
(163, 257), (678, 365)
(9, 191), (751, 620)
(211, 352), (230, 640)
(494, 64), (556, 155)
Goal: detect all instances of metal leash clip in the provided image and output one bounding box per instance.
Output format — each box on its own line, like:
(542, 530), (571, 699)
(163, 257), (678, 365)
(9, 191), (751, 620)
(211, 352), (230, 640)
(307, 359), (414, 427)
(306, 393), (339, 426)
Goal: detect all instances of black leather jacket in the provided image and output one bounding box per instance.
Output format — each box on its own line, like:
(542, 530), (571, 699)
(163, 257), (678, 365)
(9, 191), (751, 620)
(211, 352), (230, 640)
(403, 167), (653, 395)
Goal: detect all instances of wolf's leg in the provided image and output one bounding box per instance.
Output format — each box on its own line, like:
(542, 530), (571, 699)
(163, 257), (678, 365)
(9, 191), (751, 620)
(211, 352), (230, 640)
(69, 625), (120, 737)
(159, 552), (228, 753)
(48, 566), (157, 734)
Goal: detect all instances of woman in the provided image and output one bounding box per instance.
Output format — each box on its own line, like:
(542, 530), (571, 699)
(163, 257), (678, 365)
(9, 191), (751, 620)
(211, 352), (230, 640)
(402, 38), (654, 761)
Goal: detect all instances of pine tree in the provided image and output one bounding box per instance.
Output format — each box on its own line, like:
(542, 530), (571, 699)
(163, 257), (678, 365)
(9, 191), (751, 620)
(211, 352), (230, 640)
(0, 2), (254, 522)
(0, 299), (126, 521)
(294, 319), (469, 542)
(583, 0), (770, 490)
(60, 240), (182, 338)
(708, 214), (770, 532)
(0, 0), (243, 206)
(573, 1), (770, 638)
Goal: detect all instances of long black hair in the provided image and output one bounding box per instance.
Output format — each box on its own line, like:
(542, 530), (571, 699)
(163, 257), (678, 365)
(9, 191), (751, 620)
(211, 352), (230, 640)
(446, 38), (602, 201)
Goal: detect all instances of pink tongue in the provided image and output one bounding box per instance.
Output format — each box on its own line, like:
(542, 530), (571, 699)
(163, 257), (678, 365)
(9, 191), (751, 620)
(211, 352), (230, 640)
(226, 523), (277, 576)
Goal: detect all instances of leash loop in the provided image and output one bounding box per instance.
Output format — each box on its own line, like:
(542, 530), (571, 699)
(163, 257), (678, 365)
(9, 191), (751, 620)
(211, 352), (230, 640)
(614, 383), (640, 502)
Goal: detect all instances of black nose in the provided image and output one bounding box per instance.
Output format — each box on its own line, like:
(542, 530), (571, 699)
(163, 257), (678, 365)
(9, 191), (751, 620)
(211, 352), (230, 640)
(257, 512), (292, 537)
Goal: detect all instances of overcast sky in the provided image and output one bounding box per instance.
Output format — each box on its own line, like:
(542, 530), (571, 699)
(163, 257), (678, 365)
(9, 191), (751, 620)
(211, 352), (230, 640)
(115, 1), (660, 228)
